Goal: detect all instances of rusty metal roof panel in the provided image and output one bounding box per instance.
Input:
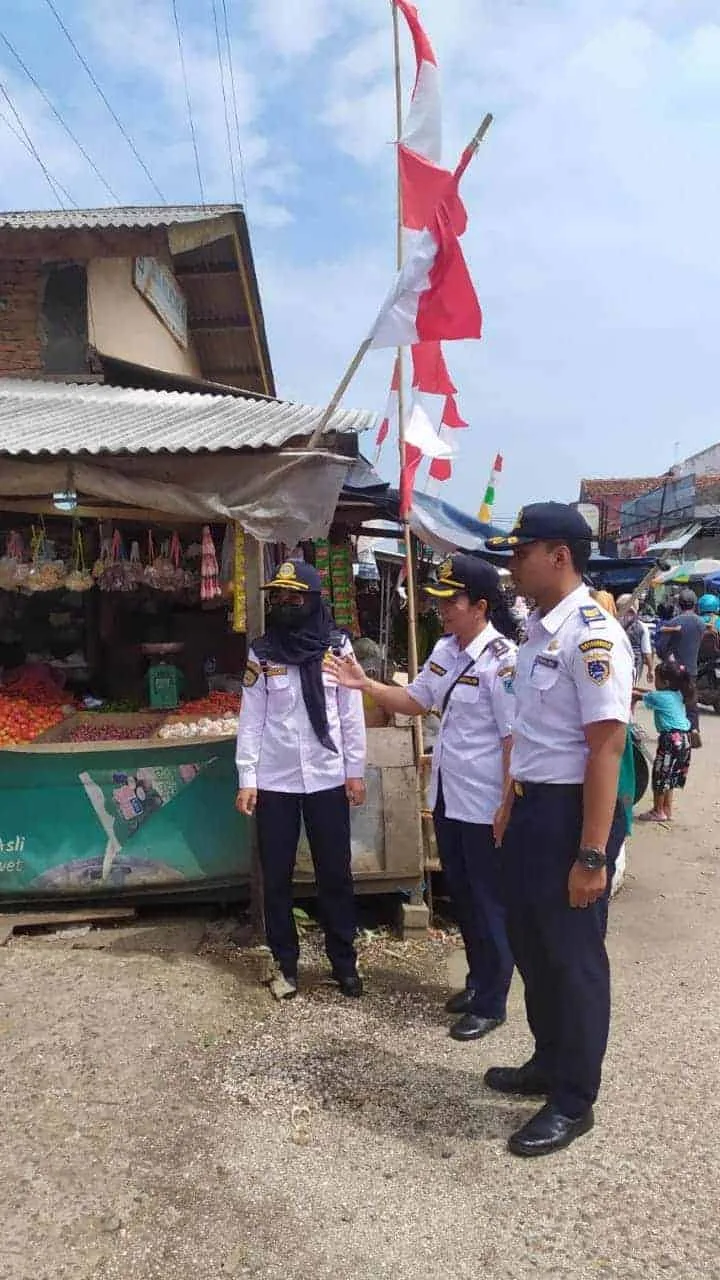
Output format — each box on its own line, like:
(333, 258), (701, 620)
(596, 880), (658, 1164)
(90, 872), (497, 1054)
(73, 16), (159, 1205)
(0, 378), (375, 454)
(0, 206), (242, 231)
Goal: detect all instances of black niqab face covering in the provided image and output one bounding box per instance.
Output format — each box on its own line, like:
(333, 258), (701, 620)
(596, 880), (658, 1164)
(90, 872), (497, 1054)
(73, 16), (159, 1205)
(253, 592), (338, 754)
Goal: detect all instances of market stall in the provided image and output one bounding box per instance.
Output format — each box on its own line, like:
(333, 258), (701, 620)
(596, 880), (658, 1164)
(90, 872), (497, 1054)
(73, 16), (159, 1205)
(0, 398), (423, 905)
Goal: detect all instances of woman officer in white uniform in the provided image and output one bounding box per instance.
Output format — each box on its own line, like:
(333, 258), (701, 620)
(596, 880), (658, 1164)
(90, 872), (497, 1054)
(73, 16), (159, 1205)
(235, 561), (367, 1001)
(327, 555), (518, 1042)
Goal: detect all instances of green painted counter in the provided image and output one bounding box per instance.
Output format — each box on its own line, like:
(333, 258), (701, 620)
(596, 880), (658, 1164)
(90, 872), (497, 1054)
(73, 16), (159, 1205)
(0, 737), (250, 900)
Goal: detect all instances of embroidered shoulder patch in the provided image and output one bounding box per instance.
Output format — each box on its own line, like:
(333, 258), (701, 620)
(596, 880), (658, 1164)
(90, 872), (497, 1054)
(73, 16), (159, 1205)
(487, 638), (510, 659)
(498, 664), (515, 694)
(429, 661), (447, 676)
(242, 662), (261, 689)
(585, 656), (610, 685)
(578, 638), (613, 653)
(579, 605), (605, 626)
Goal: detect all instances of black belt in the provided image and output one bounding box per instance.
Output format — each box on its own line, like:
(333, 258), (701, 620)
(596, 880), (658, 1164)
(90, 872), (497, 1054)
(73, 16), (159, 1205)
(513, 780), (583, 797)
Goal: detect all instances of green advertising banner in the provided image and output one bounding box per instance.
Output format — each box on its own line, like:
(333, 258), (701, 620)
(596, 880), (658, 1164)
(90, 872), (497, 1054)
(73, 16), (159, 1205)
(0, 739), (250, 900)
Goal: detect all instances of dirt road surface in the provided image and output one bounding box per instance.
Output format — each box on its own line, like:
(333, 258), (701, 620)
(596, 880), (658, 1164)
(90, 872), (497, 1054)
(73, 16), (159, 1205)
(1, 705), (719, 1280)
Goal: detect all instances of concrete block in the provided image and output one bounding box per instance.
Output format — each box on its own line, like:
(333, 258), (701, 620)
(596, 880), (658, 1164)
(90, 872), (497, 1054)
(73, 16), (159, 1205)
(398, 901), (429, 939)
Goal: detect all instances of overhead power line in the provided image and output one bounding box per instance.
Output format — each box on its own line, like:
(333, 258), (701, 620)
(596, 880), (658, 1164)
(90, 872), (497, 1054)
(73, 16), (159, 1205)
(0, 28), (120, 202)
(0, 79), (74, 207)
(0, 102), (77, 206)
(211, 0), (237, 202)
(220, 0), (250, 210)
(170, 0), (206, 207)
(42, 0), (167, 203)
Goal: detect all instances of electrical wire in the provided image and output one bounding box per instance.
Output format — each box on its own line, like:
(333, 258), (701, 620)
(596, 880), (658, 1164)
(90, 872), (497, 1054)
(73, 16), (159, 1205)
(220, 0), (250, 210)
(0, 29), (120, 202)
(0, 80), (72, 206)
(170, 0), (205, 207)
(0, 102), (77, 206)
(42, 0), (166, 203)
(210, 0), (237, 202)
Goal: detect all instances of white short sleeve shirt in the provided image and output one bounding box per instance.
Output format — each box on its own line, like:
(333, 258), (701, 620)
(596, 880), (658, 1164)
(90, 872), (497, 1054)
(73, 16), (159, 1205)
(511, 585), (633, 785)
(236, 637), (367, 794)
(408, 623), (517, 824)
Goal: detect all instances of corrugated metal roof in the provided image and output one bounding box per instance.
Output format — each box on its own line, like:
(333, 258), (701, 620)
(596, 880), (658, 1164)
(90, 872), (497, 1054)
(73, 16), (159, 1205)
(0, 378), (375, 455)
(0, 205), (240, 232)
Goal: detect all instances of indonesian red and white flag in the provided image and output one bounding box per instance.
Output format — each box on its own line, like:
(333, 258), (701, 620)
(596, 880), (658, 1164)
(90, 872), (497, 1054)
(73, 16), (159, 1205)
(411, 340), (455, 395)
(375, 356), (400, 452)
(399, 397), (454, 514)
(368, 197), (481, 348)
(429, 456), (452, 482)
(394, 0), (441, 165)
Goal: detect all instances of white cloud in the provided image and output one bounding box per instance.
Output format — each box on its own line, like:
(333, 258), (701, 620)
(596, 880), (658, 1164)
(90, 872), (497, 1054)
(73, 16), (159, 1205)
(2, 0), (720, 518)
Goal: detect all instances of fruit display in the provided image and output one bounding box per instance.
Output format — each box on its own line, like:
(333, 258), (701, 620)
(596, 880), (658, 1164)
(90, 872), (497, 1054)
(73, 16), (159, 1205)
(177, 690), (239, 717)
(0, 665), (71, 746)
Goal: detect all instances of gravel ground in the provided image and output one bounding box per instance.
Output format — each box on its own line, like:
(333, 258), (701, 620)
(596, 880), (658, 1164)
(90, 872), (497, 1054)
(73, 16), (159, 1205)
(1, 705), (719, 1280)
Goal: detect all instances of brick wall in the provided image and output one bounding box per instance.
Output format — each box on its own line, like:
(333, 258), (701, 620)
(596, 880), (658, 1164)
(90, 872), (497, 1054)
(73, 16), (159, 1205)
(0, 260), (43, 373)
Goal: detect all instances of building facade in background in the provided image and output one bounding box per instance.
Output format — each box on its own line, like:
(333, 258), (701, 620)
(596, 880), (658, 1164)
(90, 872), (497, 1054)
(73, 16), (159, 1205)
(0, 205), (275, 397)
(579, 453), (720, 562)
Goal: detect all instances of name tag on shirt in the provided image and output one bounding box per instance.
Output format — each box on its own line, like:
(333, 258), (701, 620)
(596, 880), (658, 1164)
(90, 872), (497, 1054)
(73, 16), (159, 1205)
(532, 654), (559, 672)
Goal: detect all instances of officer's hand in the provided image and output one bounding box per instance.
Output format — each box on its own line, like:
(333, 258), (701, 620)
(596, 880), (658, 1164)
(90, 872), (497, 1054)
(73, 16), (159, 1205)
(345, 778), (366, 807)
(493, 802), (511, 848)
(235, 788), (258, 817)
(325, 654), (368, 690)
(568, 861), (607, 908)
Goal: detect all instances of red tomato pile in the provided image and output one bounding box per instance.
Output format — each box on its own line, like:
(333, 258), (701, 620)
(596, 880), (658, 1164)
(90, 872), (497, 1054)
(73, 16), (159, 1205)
(180, 690), (239, 716)
(0, 665), (70, 747)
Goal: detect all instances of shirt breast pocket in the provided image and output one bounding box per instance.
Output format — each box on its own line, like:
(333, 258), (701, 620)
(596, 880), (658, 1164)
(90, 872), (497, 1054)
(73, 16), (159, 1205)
(266, 673), (293, 710)
(529, 658), (560, 695)
(451, 680), (481, 705)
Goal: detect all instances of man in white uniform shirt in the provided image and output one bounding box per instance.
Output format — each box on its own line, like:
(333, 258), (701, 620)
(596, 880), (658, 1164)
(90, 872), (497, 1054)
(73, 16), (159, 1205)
(488, 504), (633, 1158)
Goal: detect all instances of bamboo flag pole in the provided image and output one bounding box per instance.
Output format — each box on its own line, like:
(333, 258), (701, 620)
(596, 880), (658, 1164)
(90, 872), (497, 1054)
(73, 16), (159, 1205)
(391, 0), (422, 701)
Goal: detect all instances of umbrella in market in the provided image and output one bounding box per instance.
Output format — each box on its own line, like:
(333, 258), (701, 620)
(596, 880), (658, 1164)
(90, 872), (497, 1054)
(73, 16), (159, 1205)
(655, 558), (720, 584)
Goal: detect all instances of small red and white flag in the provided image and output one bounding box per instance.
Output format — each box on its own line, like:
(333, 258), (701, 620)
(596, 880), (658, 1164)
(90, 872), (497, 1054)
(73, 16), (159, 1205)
(375, 355), (400, 454)
(411, 340), (455, 395)
(394, 0), (441, 165)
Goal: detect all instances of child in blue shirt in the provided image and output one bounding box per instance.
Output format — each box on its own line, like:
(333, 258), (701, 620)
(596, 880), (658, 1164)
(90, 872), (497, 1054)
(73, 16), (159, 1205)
(632, 661), (693, 823)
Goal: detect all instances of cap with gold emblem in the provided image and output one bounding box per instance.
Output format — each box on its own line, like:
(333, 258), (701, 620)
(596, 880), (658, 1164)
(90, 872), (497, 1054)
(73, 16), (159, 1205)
(423, 553), (502, 601)
(262, 561), (323, 593)
(486, 502), (593, 550)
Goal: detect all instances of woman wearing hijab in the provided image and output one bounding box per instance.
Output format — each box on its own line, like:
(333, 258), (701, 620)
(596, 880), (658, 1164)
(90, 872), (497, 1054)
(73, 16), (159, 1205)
(235, 561), (367, 1001)
(327, 555), (518, 1043)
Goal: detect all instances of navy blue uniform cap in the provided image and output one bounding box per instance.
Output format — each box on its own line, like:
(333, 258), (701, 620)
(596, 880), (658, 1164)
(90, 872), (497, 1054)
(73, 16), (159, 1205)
(263, 561), (323, 593)
(487, 502), (593, 550)
(424, 553), (502, 601)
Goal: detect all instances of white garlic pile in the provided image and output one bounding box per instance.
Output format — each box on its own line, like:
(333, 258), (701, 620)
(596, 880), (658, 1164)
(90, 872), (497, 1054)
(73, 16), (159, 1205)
(159, 716), (239, 740)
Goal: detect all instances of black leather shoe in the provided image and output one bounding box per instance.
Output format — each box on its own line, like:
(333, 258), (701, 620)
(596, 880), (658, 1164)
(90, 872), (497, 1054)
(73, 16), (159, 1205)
(508, 1103), (594, 1158)
(449, 1013), (504, 1042)
(334, 973), (363, 998)
(484, 1062), (551, 1097)
(445, 988), (478, 1015)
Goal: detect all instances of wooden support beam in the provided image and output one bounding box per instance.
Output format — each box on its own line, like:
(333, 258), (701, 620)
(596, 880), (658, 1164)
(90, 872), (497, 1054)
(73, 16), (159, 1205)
(188, 318), (251, 333)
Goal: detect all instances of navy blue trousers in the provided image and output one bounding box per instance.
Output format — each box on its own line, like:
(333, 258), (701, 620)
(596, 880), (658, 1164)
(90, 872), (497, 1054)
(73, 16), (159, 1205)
(502, 783), (625, 1118)
(434, 778), (514, 1020)
(256, 786), (358, 981)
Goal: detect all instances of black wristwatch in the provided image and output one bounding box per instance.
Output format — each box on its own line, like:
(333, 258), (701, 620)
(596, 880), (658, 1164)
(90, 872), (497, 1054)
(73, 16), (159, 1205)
(576, 847), (607, 870)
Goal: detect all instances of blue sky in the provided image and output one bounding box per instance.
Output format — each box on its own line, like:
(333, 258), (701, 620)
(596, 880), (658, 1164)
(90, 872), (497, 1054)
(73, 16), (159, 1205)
(1, 0), (719, 524)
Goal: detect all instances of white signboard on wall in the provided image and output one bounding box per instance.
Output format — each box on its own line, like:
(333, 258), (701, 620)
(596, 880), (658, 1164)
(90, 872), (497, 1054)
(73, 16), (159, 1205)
(133, 257), (188, 349)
